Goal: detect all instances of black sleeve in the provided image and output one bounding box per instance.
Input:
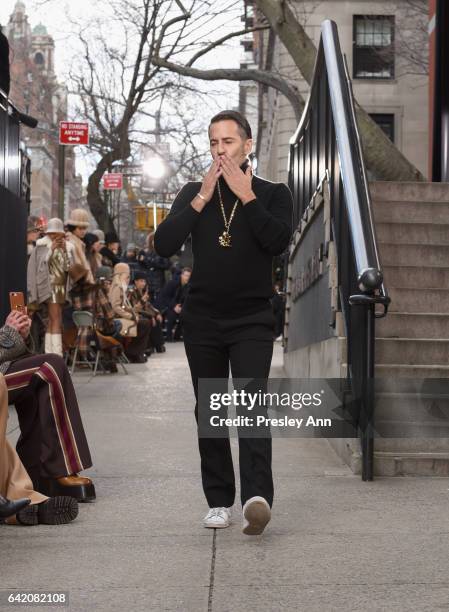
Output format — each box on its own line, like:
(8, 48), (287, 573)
(241, 183), (293, 255)
(154, 183), (201, 257)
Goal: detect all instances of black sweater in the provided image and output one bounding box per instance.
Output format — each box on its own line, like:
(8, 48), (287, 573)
(154, 167), (293, 318)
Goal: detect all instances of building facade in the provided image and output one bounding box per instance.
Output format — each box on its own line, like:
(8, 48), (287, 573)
(5, 1), (82, 221)
(240, 0), (429, 184)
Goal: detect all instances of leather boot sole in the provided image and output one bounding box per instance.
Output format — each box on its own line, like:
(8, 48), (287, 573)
(17, 497), (78, 526)
(242, 497), (271, 535)
(38, 478), (96, 503)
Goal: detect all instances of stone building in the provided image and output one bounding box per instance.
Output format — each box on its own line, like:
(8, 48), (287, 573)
(240, 1), (429, 183)
(5, 1), (82, 221)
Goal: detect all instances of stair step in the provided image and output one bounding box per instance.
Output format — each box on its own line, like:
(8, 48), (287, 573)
(382, 265), (449, 289)
(375, 391), (449, 423)
(370, 180), (449, 202)
(375, 364), (449, 378)
(376, 313), (449, 339)
(387, 287), (449, 313)
(379, 243), (449, 267)
(377, 338), (449, 365)
(373, 450), (449, 476)
(373, 200), (449, 224)
(376, 222), (449, 245)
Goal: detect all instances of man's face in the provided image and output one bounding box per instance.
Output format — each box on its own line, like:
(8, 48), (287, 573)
(181, 270), (191, 285)
(109, 242), (120, 254)
(209, 120), (252, 166)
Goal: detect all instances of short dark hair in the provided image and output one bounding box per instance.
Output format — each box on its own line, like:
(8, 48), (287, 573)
(209, 110), (252, 140)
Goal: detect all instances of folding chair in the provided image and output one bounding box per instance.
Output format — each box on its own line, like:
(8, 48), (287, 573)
(71, 311), (103, 376)
(95, 330), (129, 375)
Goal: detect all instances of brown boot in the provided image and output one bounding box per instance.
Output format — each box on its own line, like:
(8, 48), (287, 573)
(38, 474), (96, 502)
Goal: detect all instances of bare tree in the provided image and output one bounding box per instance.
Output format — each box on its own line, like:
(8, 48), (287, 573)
(67, 0), (253, 232)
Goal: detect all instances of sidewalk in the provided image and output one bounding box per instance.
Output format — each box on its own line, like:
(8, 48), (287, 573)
(3, 343), (449, 612)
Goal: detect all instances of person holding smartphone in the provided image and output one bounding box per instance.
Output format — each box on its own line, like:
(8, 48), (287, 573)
(0, 308), (95, 503)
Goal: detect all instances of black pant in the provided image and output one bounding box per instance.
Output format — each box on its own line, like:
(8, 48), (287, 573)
(182, 305), (275, 509)
(166, 308), (183, 341)
(125, 318), (152, 359)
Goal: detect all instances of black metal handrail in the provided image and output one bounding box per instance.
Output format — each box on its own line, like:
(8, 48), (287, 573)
(288, 20), (390, 480)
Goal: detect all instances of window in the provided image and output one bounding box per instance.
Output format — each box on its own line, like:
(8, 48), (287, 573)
(34, 52), (44, 65)
(369, 113), (395, 142)
(353, 16), (394, 79)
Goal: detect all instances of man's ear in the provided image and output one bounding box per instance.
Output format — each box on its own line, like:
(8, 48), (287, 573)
(244, 138), (253, 155)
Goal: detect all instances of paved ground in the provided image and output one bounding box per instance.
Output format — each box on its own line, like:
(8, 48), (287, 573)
(2, 342), (449, 612)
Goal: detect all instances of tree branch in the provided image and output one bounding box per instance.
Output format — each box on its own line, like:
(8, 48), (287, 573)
(186, 25), (270, 67)
(152, 56), (303, 121)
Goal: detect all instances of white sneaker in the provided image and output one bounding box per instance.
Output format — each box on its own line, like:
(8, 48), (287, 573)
(242, 496), (271, 535)
(203, 507), (231, 529)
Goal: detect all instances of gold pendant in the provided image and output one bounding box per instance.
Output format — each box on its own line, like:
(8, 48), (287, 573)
(219, 231), (231, 247)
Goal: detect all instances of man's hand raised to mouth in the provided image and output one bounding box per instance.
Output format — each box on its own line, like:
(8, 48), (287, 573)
(191, 159), (223, 213)
(219, 154), (257, 205)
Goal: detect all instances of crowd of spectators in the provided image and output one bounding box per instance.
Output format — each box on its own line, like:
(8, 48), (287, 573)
(0, 210), (192, 525)
(26, 211), (192, 367)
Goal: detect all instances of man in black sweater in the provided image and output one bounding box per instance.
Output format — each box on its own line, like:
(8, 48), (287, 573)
(154, 110), (293, 535)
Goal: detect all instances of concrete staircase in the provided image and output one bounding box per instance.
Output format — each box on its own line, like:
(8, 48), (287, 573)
(369, 181), (449, 475)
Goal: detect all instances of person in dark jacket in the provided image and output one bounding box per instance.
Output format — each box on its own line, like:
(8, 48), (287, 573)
(138, 232), (171, 303)
(156, 267), (191, 341)
(122, 243), (140, 280)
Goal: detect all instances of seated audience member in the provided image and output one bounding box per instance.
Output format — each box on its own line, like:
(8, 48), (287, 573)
(0, 309), (96, 502)
(156, 267), (191, 342)
(94, 267), (122, 339)
(109, 263), (151, 363)
(92, 267), (124, 373)
(0, 375), (78, 525)
(128, 272), (165, 354)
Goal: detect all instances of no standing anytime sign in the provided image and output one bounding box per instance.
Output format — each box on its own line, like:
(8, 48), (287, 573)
(59, 122), (89, 145)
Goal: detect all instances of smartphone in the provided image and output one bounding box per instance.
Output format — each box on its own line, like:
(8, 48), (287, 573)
(9, 291), (27, 315)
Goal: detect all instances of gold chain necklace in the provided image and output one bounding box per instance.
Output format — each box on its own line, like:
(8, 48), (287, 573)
(216, 179), (239, 247)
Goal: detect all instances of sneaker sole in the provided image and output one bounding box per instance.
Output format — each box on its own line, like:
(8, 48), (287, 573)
(38, 478), (96, 503)
(203, 520), (230, 529)
(17, 497), (79, 526)
(242, 498), (271, 535)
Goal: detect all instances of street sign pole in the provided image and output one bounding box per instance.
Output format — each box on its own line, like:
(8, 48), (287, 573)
(58, 121), (89, 221)
(58, 144), (65, 220)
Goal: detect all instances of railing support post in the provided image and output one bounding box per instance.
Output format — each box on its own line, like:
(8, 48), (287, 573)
(361, 302), (375, 481)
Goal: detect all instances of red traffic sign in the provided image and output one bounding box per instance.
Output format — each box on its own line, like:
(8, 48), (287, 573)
(103, 173), (123, 190)
(59, 121), (89, 145)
